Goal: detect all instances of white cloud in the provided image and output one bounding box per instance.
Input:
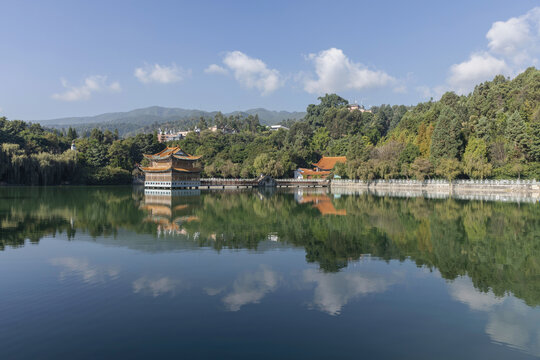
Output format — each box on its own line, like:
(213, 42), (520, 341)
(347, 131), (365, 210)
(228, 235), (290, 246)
(218, 51), (283, 95)
(134, 63), (188, 84)
(52, 75), (121, 101)
(448, 52), (510, 94)
(49, 257), (119, 283)
(303, 48), (395, 94)
(222, 265), (279, 311)
(204, 64), (228, 75)
(303, 269), (396, 316)
(132, 276), (186, 297)
(487, 7), (540, 65)
(422, 7), (540, 97)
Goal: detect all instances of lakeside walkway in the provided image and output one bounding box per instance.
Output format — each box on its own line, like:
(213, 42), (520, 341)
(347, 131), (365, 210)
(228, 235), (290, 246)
(200, 178), (330, 189)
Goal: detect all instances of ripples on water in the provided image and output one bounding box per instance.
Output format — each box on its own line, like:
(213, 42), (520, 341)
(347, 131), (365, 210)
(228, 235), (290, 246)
(0, 186), (539, 359)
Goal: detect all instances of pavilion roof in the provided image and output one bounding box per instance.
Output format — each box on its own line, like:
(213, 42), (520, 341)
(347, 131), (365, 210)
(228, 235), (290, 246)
(140, 166), (202, 173)
(143, 147), (201, 161)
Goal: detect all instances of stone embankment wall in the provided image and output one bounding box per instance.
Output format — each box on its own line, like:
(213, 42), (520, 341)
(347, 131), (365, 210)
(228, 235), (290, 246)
(331, 179), (540, 201)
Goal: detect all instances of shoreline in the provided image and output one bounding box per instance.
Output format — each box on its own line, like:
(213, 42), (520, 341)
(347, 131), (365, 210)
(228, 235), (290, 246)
(330, 179), (540, 202)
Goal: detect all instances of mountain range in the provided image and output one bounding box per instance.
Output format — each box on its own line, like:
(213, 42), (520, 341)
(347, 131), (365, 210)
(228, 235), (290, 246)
(35, 106), (306, 136)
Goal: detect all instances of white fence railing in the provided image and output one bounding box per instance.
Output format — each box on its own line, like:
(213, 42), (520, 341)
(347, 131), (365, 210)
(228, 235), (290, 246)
(330, 179), (539, 186)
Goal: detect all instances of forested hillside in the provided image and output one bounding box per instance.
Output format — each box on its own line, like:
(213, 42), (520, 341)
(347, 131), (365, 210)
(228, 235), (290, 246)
(37, 106), (306, 137)
(1, 67), (539, 184)
(173, 67), (540, 180)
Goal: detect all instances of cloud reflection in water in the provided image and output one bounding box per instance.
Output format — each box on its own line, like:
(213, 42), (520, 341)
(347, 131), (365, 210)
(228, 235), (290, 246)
(449, 276), (540, 357)
(303, 268), (397, 316)
(49, 257), (119, 283)
(221, 265), (279, 311)
(132, 276), (187, 297)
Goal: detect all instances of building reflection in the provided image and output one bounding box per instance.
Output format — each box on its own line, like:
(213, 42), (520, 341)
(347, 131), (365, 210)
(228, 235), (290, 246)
(295, 190), (346, 216)
(142, 189), (200, 236)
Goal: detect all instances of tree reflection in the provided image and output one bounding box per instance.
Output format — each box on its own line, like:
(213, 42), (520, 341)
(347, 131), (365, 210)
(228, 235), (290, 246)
(1, 186), (539, 306)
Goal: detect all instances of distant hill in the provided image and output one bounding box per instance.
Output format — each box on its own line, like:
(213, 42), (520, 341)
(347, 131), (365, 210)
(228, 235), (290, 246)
(35, 106), (306, 136)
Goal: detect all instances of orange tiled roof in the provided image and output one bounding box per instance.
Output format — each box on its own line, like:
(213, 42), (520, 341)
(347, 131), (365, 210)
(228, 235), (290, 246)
(298, 168), (331, 176)
(312, 156), (346, 170)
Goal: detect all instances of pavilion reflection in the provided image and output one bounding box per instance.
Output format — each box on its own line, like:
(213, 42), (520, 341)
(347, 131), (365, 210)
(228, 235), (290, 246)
(142, 189), (201, 236)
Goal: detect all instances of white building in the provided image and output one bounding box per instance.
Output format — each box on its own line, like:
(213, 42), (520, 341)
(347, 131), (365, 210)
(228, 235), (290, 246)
(269, 125), (289, 131)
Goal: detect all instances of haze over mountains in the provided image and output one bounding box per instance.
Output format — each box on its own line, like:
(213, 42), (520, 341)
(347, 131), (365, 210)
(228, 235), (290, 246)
(35, 106), (306, 136)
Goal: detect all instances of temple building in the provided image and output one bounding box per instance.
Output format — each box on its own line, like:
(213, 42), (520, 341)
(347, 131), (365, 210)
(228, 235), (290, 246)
(141, 147), (202, 189)
(294, 156), (346, 179)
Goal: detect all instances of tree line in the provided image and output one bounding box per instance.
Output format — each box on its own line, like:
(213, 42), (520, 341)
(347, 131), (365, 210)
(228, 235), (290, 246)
(0, 118), (164, 185)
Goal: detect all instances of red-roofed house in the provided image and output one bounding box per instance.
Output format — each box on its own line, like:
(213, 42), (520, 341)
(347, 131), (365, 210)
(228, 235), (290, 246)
(294, 156), (346, 179)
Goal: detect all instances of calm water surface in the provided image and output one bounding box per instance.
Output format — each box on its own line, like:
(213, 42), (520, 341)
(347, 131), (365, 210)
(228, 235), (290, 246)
(1, 186), (539, 359)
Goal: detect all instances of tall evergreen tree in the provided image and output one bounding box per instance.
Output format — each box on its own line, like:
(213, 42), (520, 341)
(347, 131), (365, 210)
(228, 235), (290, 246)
(529, 115), (540, 161)
(67, 127), (78, 141)
(505, 110), (528, 157)
(430, 106), (462, 161)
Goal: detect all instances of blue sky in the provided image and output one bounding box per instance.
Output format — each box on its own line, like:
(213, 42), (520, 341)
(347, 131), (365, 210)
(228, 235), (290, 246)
(1, 0), (539, 120)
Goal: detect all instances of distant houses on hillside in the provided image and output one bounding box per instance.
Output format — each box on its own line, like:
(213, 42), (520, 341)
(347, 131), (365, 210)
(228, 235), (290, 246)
(157, 126), (237, 143)
(347, 103), (372, 113)
(157, 124), (289, 143)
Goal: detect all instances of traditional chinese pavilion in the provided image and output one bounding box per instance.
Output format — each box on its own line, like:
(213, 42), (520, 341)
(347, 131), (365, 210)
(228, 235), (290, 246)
(294, 156), (346, 179)
(141, 147), (202, 189)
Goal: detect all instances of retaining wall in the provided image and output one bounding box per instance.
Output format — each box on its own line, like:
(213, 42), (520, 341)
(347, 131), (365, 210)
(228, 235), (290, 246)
(331, 179), (540, 198)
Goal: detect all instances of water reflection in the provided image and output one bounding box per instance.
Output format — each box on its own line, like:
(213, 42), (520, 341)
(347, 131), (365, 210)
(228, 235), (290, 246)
(221, 265), (280, 311)
(133, 276), (187, 297)
(304, 267), (398, 315)
(142, 190), (201, 236)
(50, 257), (120, 284)
(295, 191), (347, 216)
(2, 186), (540, 358)
(449, 277), (540, 357)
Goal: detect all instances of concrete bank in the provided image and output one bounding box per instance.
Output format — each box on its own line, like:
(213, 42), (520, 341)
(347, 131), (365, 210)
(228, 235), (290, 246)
(331, 179), (540, 202)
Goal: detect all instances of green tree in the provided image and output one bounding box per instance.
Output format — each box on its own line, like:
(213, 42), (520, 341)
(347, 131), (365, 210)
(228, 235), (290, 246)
(505, 110), (528, 157)
(67, 127), (78, 141)
(108, 141), (131, 170)
(430, 107), (463, 161)
(530, 119), (540, 161)
(411, 158), (433, 180)
(87, 139), (108, 168)
(311, 128), (331, 154)
(463, 137), (492, 179)
(435, 158), (461, 182)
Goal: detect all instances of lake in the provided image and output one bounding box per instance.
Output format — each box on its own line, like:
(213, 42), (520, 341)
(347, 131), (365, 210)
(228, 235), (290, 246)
(1, 186), (539, 359)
